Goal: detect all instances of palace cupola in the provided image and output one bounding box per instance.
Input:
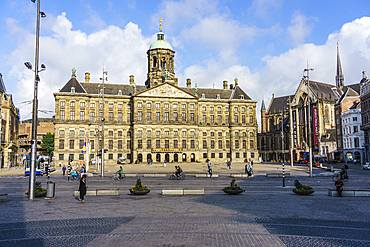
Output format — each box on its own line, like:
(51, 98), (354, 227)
(146, 18), (177, 88)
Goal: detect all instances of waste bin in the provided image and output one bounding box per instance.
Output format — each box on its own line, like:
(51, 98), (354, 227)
(46, 181), (55, 198)
(330, 166), (333, 172)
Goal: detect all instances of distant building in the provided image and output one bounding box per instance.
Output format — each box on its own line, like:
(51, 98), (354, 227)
(341, 100), (364, 163)
(0, 74), (19, 168)
(53, 24), (258, 166)
(18, 118), (54, 159)
(360, 70), (370, 163)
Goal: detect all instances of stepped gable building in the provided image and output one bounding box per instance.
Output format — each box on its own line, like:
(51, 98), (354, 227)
(53, 23), (258, 166)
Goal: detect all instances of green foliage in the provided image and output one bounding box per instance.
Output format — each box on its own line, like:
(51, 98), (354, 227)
(130, 178), (150, 192)
(293, 179), (314, 192)
(222, 178), (245, 191)
(41, 132), (54, 155)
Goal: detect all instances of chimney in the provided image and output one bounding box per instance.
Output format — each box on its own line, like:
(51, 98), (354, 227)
(85, 72), (90, 82)
(129, 75), (134, 85)
(223, 80), (228, 89)
(186, 78), (191, 88)
(230, 84), (233, 90)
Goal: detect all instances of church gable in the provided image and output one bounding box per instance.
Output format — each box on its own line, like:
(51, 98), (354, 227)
(136, 83), (196, 99)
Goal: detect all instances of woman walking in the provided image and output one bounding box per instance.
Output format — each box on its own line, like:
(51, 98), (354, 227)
(79, 176), (87, 202)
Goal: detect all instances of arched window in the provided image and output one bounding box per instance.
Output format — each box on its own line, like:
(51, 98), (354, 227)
(153, 56), (157, 68)
(325, 105), (329, 124)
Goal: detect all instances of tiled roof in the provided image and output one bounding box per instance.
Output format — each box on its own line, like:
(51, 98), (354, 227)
(267, 95), (294, 114)
(181, 87), (232, 100)
(349, 101), (361, 109)
(346, 83), (360, 94)
(309, 80), (337, 100)
(81, 83), (146, 96)
(60, 77), (86, 93)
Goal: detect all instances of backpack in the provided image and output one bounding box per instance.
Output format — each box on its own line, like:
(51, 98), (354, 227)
(344, 164), (349, 170)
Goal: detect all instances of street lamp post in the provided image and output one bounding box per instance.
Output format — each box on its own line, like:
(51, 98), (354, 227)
(25, 0), (46, 200)
(100, 67), (107, 177)
(281, 110), (285, 187)
(304, 63), (314, 178)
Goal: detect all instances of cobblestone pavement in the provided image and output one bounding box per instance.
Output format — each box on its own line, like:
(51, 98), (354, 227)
(0, 164), (370, 246)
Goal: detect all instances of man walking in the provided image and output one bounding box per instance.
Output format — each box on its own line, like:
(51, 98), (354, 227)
(62, 165), (66, 176)
(335, 177), (344, 197)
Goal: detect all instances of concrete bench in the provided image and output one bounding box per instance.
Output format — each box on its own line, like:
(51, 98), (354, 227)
(162, 188), (204, 196)
(125, 174), (137, 177)
(74, 188), (119, 197)
(0, 194), (7, 202)
(143, 174), (167, 177)
(195, 174), (219, 178)
(266, 173), (290, 178)
(319, 172), (335, 177)
(328, 189), (370, 197)
(231, 174), (254, 178)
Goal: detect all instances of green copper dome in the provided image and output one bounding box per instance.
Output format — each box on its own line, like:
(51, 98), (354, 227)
(149, 31), (173, 50)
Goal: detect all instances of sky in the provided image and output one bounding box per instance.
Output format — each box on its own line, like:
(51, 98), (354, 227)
(1, 0), (370, 127)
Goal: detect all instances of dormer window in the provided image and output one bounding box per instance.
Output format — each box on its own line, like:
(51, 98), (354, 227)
(71, 87), (75, 93)
(202, 93), (205, 99)
(118, 90), (122, 96)
(100, 89), (104, 94)
(239, 95), (244, 99)
(216, 94), (220, 99)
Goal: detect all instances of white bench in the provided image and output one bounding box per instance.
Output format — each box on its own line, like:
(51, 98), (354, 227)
(266, 173), (290, 178)
(74, 188), (119, 197)
(328, 189), (370, 197)
(162, 188), (204, 196)
(231, 174), (254, 178)
(0, 194), (7, 202)
(143, 174), (167, 177)
(195, 174), (219, 178)
(125, 174), (137, 177)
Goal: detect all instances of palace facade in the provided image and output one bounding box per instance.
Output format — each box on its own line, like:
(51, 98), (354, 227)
(53, 26), (258, 166)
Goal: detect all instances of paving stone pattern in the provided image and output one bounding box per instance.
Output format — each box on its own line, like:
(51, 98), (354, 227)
(1, 163), (370, 246)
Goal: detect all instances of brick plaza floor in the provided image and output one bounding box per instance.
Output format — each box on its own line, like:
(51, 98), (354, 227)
(0, 162), (370, 246)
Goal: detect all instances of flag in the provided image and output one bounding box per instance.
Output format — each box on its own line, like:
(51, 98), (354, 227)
(82, 139), (89, 154)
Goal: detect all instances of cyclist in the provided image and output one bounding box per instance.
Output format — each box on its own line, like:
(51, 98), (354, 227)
(175, 166), (182, 177)
(117, 166), (124, 180)
(340, 166), (348, 180)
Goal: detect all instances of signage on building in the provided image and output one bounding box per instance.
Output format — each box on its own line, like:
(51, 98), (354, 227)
(152, 148), (183, 153)
(313, 106), (318, 146)
(293, 110), (297, 147)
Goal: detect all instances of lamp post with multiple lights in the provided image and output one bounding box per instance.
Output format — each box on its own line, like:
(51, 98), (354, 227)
(25, 0), (46, 200)
(304, 64), (314, 178)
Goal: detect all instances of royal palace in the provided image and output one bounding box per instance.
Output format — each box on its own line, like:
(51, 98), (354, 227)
(53, 25), (257, 166)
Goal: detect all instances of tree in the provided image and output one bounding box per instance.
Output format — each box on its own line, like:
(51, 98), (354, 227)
(41, 132), (54, 156)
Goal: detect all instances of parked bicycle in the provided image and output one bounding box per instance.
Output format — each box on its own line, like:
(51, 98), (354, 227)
(112, 172), (126, 181)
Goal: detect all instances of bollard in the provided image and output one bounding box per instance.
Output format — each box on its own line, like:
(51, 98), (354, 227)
(330, 165), (333, 172)
(46, 181), (55, 198)
(282, 163), (285, 187)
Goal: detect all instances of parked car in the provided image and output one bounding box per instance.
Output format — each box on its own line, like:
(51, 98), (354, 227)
(363, 163), (370, 170)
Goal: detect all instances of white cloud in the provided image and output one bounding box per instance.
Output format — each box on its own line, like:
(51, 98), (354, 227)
(248, 0), (283, 17)
(287, 11), (316, 46)
(7, 13), (151, 120)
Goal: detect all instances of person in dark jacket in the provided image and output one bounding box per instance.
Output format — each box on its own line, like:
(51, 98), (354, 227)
(78, 176), (87, 202)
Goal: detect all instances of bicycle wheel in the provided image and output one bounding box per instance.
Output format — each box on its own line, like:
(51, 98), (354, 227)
(343, 176), (348, 182)
(332, 174), (339, 182)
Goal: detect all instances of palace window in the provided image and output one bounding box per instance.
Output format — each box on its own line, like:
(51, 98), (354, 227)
(165, 112), (169, 121)
(225, 115), (229, 124)
(210, 107), (214, 112)
(147, 130), (151, 136)
(165, 140), (169, 148)
(226, 140), (230, 149)
(243, 140), (247, 149)
(90, 103), (95, 108)
(109, 104), (113, 109)
(173, 104), (178, 109)
(156, 103), (160, 108)
(182, 140), (186, 149)
(210, 115), (214, 123)
(79, 140), (84, 149)
(218, 140), (222, 149)
(59, 139), (64, 149)
(69, 140), (74, 149)
(234, 115), (238, 123)
(202, 107), (206, 111)
(156, 112), (160, 121)
(70, 130), (75, 135)
(60, 101), (65, 107)
(70, 101), (75, 107)
(138, 102), (142, 108)
(118, 131), (122, 137)
(250, 140), (254, 149)
(147, 102), (151, 108)
(249, 116), (253, 123)
(70, 111), (75, 120)
(127, 113), (131, 122)
(218, 115), (221, 123)
(118, 140), (122, 149)
(202, 115), (206, 123)
(190, 113), (194, 121)
(147, 112), (151, 121)
(156, 140), (160, 148)
(182, 113), (186, 121)
(147, 140), (151, 149)
(173, 112), (178, 121)
(156, 131), (160, 136)
(235, 140), (239, 149)
(109, 140), (113, 149)
(190, 104), (194, 109)
(203, 140), (207, 149)
(138, 140), (142, 149)
(182, 131), (186, 136)
(109, 131), (113, 136)
(118, 104), (122, 109)
(203, 132), (207, 136)
(164, 103), (169, 108)
(218, 132), (222, 137)
(59, 130), (65, 135)
(174, 140), (178, 149)
(242, 115), (245, 123)
(60, 110), (65, 120)
(118, 112), (122, 122)
(90, 112), (95, 121)
(80, 111), (85, 121)
(211, 140), (215, 149)
(127, 140), (131, 149)
(182, 104), (186, 109)
(138, 111), (142, 121)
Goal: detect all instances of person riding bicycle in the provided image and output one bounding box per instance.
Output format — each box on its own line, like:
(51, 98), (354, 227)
(175, 166), (182, 177)
(117, 166), (124, 180)
(340, 166), (348, 180)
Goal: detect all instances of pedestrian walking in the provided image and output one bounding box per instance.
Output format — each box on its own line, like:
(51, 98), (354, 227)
(354, 159), (357, 165)
(151, 159), (153, 166)
(335, 177), (344, 197)
(78, 176), (87, 202)
(227, 160), (231, 169)
(164, 159), (166, 167)
(62, 165), (66, 176)
(67, 164), (72, 181)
